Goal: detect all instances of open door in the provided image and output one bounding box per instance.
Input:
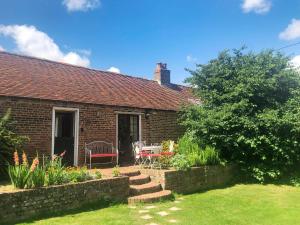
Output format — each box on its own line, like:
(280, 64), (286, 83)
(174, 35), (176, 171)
(54, 111), (75, 166)
(118, 114), (140, 164)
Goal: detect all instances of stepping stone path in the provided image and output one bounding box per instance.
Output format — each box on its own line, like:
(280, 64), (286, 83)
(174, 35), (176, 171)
(168, 219), (178, 223)
(174, 200), (181, 204)
(146, 223), (160, 225)
(141, 214), (153, 220)
(145, 205), (156, 209)
(156, 211), (169, 216)
(139, 210), (149, 214)
(169, 207), (181, 211)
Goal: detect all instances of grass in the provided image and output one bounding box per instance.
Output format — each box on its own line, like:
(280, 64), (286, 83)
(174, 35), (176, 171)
(15, 184), (300, 225)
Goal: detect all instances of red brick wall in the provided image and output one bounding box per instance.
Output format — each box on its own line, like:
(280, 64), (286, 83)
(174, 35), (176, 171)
(0, 97), (184, 165)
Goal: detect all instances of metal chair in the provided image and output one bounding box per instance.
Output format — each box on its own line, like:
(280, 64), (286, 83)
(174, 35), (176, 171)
(85, 141), (118, 169)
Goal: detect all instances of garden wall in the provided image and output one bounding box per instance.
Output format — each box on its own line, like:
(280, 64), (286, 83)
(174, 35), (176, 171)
(0, 176), (129, 224)
(141, 164), (237, 194)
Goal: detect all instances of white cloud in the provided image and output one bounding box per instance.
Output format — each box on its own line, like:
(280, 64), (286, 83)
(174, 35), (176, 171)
(186, 55), (197, 63)
(107, 67), (121, 73)
(63, 0), (100, 12)
(290, 55), (300, 68)
(242, 0), (271, 14)
(0, 45), (5, 51)
(0, 24), (90, 67)
(279, 19), (300, 41)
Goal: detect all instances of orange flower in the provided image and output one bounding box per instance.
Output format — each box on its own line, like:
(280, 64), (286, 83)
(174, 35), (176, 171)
(13, 151), (19, 166)
(22, 152), (28, 166)
(30, 157), (39, 172)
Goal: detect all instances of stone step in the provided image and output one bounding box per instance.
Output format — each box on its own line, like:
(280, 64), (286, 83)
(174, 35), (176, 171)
(127, 190), (172, 204)
(120, 170), (141, 177)
(129, 174), (151, 185)
(130, 182), (162, 196)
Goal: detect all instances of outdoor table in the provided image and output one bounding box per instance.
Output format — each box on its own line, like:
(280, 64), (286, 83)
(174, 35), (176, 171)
(141, 145), (162, 168)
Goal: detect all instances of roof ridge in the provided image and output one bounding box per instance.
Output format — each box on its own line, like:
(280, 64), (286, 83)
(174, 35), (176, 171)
(0, 51), (162, 84)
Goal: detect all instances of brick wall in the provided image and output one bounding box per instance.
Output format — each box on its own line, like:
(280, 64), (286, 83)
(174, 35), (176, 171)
(0, 176), (129, 224)
(141, 165), (237, 194)
(0, 96), (184, 164)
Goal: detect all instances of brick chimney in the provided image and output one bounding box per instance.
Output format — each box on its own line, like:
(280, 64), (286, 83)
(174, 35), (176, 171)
(154, 63), (170, 85)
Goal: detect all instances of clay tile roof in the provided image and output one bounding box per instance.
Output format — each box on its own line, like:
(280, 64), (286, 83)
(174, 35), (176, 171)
(0, 52), (195, 111)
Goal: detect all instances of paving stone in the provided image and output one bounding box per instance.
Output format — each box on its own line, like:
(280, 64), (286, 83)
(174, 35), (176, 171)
(128, 205), (137, 209)
(178, 197), (184, 200)
(169, 207), (181, 211)
(168, 219), (178, 223)
(174, 200), (181, 204)
(139, 210), (149, 214)
(145, 205), (156, 209)
(156, 211), (169, 216)
(146, 223), (159, 225)
(141, 214), (153, 220)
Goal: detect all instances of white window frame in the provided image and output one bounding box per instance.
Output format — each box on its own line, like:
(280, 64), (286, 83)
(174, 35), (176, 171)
(115, 112), (142, 151)
(52, 107), (79, 166)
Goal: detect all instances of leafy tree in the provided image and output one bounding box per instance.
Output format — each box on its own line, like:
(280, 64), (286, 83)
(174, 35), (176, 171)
(181, 48), (300, 182)
(0, 108), (28, 179)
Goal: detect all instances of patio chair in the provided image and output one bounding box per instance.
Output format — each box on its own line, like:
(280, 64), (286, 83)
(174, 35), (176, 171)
(132, 141), (147, 166)
(85, 141), (118, 169)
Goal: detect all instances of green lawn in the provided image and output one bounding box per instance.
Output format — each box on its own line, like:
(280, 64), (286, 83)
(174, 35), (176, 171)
(17, 184), (300, 225)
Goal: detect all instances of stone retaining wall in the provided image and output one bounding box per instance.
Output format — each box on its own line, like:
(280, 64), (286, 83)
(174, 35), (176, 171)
(142, 164), (237, 194)
(0, 176), (129, 224)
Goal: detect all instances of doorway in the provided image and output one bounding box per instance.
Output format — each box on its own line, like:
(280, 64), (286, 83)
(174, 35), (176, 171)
(52, 107), (79, 166)
(117, 114), (141, 164)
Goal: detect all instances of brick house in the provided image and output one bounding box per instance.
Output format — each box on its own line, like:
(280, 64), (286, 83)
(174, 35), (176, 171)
(0, 52), (194, 166)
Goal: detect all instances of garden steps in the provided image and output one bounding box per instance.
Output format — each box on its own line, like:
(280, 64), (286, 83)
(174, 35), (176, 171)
(126, 170), (172, 204)
(127, 190), (172, 204)
(129, 174), (151, 185)
(130, 182), (162, 196)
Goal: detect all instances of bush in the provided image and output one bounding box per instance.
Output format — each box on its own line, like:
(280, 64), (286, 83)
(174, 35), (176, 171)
(45, 155), (66, 186)
(66, 166), (93, 183)
(181, 48), (300, 182)
(0, 109), (28, 179)
(170, 154), (191, 171)
(112, 165), (120, 177)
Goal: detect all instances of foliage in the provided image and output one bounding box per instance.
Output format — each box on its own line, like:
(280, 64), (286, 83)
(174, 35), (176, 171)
(0, 109), (28, 178)
(181, 48), (300, 182)
(45, 155), (66, 186)
(94, 170), (102, 179)
(66, 166), (93, 183)
(177, 134), (221, 167)
(170, 154), (191, 171)
(29, 164), (46, 188)
(159, 140), (177, 168)
(8, 152), (40, 188)
(112, 165), (120, 177)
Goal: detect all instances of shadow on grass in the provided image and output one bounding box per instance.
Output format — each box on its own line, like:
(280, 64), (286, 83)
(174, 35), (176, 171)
(9, 199), (126, 225)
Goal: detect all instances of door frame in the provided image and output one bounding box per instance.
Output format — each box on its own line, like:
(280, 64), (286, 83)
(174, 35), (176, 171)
(51, 107), (79, 166)
(115, 112), (142, 152)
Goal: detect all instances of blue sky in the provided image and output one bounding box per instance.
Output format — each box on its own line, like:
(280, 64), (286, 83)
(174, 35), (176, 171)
(0, 0), (300, 84)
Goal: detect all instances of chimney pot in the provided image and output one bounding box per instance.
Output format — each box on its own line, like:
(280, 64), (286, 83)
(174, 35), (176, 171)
(154, 62), (170, 85)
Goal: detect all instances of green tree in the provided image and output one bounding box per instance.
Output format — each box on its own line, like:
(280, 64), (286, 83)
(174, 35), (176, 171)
(0, 108), (28, 179)
(181, 48), (300, 182)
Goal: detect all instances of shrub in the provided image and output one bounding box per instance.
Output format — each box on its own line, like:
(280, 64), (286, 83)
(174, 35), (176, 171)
(29, 164), (46, 188)
(171, 154), (191, 171)
(0, 109), (28, 179)
(95, 170), (102, 179)
(66, 166), (93, 183)
(181, 48), (300, 182)
(112, 165), (120, 177)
